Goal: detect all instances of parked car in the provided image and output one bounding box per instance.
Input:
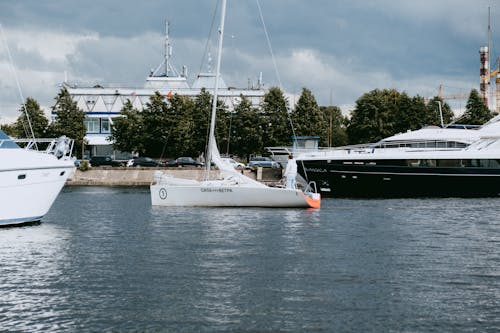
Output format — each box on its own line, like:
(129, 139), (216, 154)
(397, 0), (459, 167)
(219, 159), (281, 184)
(165, 157), (203, 168)
(130, 157), (160, 167)
(90, 156), (124, 167)
(248, 156), (281, 169)
(221, 157), (245, 170)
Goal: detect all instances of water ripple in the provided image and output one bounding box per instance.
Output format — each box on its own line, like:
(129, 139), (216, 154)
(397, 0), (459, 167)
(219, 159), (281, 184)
(1, 189), (499, 332)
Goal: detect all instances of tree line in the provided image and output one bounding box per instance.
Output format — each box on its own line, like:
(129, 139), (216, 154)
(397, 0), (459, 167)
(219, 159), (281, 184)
(1, 88), (86, 156)
(1, 86), (495, 160)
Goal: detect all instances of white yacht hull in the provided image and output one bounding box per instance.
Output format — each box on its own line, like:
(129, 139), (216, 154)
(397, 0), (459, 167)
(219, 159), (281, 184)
(150, 184), (320, 208)
(0, 166), (74, 226)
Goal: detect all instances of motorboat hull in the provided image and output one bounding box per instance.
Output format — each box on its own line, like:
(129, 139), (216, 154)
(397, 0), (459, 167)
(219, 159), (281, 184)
(300, 161), (500, 198)
(0, 166), (74, 226)
(150, 184), (320, 208)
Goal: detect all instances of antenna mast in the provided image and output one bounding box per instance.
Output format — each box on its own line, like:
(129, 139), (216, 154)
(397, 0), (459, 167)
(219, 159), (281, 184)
(165, 20), (170, 77)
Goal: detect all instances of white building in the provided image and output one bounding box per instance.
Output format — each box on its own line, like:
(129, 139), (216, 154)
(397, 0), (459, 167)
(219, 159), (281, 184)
(60, 23), (268, 159)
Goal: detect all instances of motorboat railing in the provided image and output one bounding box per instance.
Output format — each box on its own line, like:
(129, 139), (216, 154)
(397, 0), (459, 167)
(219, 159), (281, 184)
(267, 139), (468, 159)
(13, 136), (75, 159)
(266, 143), (372, 156)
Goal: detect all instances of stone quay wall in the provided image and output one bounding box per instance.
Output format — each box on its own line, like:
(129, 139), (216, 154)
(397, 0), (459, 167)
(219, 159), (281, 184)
(66, 167), (283, 186)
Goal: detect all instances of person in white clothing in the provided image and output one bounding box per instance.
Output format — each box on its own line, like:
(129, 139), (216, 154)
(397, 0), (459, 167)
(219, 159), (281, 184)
(284, 154), (297, 189)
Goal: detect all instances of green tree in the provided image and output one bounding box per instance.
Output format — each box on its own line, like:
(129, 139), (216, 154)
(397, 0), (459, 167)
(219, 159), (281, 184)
(347, 89), (399, 144)
(49, 88), (86, 158)
(169, 94), (198, 157)
(110, 100), (145, 154)
(424, 97), (454, 127)
(261, 87), (291, 149)
(392, 93), (423, 132)
(346, 89), (454, 144)
(461, 89), (493, 125)
(141, 91), (175, 157)
(292, 88), (327, 146)
(185, 88), (230, 159)
(191, 88), (214, 159)
(214, 99), (230, 156)
(230, 95), (263, 159)
(320, 105), (348, 147)
(0, 123), (16, 137)
(13, 97), (49, 138)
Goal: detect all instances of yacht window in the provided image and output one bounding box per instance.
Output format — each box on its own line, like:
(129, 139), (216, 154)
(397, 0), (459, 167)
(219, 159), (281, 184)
(479, 159), (500, 168)
(461, 160), (472, 167)
(407, 159), (420, 167)
(447, 142), (467, 148)
(470, 159), (480, 167)
(60, 171), (66, 176)
(18, 174), (26, 180)
(420, 159), (436, 167)
(437, 160), (461, 167)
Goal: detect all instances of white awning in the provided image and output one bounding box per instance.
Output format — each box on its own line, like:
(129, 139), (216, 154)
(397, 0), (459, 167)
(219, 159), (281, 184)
(85, 135), (113, 146)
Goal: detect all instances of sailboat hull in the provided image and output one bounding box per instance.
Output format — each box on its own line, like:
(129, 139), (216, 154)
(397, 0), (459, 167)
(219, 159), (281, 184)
(150, 184), (320, 208)
(148, 0), (321, 209)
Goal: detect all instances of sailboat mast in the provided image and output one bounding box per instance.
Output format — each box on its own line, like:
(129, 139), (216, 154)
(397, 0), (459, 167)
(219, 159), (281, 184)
(205, 0), (227, 179)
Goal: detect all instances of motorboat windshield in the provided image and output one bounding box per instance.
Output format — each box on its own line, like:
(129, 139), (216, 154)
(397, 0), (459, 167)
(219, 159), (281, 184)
(0, 130), (20, 149)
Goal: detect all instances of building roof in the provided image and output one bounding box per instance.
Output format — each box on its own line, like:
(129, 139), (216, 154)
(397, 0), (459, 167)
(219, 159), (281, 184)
(192, 73), (227, 89)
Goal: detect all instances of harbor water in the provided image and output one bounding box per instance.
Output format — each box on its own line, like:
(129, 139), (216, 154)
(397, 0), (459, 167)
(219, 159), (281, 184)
(1, 186), (499, 332)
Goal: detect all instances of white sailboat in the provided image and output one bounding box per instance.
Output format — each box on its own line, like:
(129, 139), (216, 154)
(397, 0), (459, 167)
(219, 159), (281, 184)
(150, 0), (320, 208)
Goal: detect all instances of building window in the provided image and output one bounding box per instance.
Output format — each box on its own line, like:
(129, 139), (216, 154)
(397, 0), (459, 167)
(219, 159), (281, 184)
(101, 118), (110, 133)
(85, 118), (100, 133)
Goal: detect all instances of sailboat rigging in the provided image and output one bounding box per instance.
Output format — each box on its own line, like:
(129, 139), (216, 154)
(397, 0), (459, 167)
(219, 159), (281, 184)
(150, 0), (320, 208)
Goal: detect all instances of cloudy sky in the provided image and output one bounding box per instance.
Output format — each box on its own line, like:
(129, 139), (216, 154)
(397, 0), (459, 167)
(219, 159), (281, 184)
(0, 0), (498, 123)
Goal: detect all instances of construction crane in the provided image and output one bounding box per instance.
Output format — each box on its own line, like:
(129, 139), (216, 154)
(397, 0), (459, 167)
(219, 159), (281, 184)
(480, 54), (500, 112)
(491, 58), (500, 113)
(437, 84), (468, 101)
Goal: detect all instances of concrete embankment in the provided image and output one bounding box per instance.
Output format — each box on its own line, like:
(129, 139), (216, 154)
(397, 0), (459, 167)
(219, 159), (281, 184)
(66, 167), (282, 186)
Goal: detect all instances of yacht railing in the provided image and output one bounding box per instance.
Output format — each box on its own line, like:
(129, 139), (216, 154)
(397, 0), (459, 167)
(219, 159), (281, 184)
(266, 143), (373, 156)
(13, 137), (75, 159)
(267, 139), (470, 163)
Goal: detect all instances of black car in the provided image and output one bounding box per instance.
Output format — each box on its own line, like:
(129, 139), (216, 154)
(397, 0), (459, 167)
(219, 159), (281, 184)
(131, 157), (160, 167)
(90, 156), (124, 167)
(165, 157), (203, 167)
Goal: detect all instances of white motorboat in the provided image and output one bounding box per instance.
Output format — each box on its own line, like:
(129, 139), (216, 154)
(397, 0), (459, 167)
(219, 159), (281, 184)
(0, 131), (75, 226)
(150, 0), (320, 208)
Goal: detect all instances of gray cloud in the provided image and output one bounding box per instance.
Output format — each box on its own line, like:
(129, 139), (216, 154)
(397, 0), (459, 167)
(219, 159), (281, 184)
(0, 0), (498, 123)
